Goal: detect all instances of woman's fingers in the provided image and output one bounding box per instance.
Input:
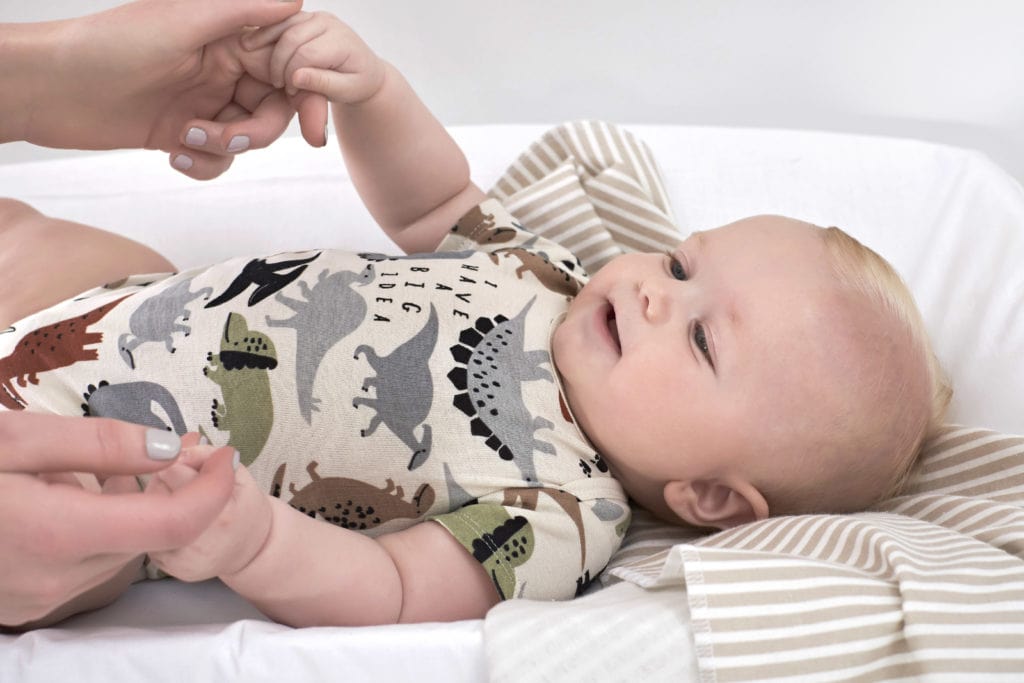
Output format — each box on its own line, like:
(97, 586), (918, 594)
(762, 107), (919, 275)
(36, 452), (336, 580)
(173, 75), (309, 178)
(294, 91), (330, 147)
(0, 414), (181, 475)
(35, 447), (237, 556)
(144, 448), (207, 495)
(241, 11), (314, 59)
(163, 0), (305, 51)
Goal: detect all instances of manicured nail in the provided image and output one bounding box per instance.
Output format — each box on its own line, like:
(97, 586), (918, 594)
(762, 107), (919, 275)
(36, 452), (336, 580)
(198, 435), (210, 446)
(227, 135), (250, 153)
(146, 429), (181, 461)
(172, 154), (193, 171)
(185, 127), (207, 146)
(232, 450), (241, 470)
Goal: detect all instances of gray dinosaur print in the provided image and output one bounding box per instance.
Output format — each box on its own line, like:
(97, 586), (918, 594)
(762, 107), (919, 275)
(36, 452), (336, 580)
(118, 276), (213, 368)
(353, 304), (438, 470)
(265, 264), (375, 422)
(447, 297), (555, 483)
(358, 250), (476, 261)
(81, 379), (188, 434)
(444, 462), (477, 509)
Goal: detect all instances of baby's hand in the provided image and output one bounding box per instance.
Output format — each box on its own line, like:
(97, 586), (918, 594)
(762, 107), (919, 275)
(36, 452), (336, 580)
(241, 11), (386, 105)
(146, 446), (272, 583)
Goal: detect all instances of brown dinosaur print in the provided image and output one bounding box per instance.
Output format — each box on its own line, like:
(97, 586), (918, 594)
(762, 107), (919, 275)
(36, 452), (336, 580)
(489, 248), (582, 297)
(502, 486), (588, 570)
(271, 462), (436, 531)
(451, 205), (518, 245)
(0, 296), (128, 410)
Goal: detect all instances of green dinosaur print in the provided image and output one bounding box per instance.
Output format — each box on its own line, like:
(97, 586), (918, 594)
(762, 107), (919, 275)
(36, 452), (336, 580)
(437, 504), (535, 600)
(202, 312), (277, 466)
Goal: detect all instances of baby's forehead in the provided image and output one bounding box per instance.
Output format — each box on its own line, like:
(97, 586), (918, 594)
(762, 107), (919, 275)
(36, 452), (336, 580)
(689, 215), (820, 242)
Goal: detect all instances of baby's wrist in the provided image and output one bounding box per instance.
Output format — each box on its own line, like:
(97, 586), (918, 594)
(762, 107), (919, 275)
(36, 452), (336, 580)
(358, 57), (390, 106)
(220, 497), (276, 582)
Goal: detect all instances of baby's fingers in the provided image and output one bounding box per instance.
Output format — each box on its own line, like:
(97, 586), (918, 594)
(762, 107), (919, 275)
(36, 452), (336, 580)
(292, 67), (381, 105)
(267, 15), (328, 90)
(241, 11), (313, 53)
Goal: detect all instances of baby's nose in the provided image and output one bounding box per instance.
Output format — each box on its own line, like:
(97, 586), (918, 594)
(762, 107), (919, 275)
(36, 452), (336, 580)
(640, 279), (673, 323)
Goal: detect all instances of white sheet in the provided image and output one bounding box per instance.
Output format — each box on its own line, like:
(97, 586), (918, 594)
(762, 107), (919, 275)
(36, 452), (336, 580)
(3, 123), (1022, 681)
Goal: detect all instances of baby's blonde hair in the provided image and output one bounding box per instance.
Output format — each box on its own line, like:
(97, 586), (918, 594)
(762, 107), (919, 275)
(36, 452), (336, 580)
(766, 226), (952, 515)
(822, 227), (951, 498)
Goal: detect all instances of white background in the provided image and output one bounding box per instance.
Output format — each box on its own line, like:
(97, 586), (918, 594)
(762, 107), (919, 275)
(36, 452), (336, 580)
(2, 0), (1023, 181)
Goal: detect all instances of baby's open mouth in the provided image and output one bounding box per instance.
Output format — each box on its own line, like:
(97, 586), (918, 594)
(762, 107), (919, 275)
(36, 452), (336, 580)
(607, 307), (621, 353)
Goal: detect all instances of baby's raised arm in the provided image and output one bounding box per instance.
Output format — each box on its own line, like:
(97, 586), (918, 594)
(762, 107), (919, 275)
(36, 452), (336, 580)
(243, 12), (486, 253)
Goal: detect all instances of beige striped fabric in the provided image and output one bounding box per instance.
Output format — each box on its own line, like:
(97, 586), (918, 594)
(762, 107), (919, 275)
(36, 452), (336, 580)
(484, 123), (1024, 681)
(607, 426), (1024, 681)
(487, 119), (679, 272)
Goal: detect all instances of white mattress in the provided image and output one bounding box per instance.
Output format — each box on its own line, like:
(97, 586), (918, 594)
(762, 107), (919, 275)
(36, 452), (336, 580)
(2, 123), (1022, 681)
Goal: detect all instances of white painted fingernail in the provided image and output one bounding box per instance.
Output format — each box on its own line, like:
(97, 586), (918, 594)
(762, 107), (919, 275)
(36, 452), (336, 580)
(232, 450), (241, 470)
(172, 154), (193, 171)
(227, 135), (250, 153)
(185, 127), (207, 146)
(198, 435), (210, 446)
(146, 429), (181, 461)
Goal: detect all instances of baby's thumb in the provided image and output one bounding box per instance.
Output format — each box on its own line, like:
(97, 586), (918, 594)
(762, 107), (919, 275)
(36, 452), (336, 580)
(148, 446), (237, 493)
(101, 474), (143, 495)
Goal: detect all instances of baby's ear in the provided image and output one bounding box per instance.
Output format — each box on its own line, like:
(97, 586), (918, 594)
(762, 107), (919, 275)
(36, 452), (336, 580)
(663, 479), (769, 530)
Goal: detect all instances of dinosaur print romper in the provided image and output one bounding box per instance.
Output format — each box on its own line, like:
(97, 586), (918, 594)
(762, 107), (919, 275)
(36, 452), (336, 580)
(0, 199), (629, 601)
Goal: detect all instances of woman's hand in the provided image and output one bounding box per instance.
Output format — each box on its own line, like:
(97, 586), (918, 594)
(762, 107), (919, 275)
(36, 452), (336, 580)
(0, 415), (236, 629)
(147, 448), (274, 583)
(9, 0), (328, 179)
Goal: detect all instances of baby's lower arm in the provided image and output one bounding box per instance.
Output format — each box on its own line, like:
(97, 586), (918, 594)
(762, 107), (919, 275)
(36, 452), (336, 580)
(221, 497), (404, 627)
(334, 62), (481, 253)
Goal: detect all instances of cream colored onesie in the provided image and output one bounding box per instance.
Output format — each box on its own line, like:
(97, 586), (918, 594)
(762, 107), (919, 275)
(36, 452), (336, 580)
(0, 199), (629, 601)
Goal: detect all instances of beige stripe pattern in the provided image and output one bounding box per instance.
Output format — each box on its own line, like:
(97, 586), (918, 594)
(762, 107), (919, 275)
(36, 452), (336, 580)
(607, 426), (1024, 681)
(488, 119), (679, 272)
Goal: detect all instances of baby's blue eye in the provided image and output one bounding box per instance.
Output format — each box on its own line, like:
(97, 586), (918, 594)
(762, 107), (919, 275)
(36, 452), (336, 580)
(669, 256), (687, 281)
(694, 324), (710, 357)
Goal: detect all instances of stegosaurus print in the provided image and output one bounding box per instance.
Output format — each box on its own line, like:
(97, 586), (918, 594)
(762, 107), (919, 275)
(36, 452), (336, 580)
(447, 297), (555, 483)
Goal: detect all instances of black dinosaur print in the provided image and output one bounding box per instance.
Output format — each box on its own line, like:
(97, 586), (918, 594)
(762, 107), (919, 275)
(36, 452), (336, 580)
(205, 252), (321, 308)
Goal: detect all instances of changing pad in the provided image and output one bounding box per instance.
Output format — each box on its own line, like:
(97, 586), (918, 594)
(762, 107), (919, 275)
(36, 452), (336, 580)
(2, 122), (1023, 682)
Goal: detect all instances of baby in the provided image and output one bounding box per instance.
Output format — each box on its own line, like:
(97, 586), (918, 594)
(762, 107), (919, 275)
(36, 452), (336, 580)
(0, 12), (949, 627)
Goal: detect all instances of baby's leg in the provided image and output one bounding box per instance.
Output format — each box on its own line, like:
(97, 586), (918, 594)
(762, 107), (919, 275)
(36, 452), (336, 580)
(0, 198), (175, 328)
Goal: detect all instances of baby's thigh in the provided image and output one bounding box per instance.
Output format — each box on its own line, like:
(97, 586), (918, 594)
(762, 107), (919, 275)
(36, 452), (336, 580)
(0, 198), (175, 328)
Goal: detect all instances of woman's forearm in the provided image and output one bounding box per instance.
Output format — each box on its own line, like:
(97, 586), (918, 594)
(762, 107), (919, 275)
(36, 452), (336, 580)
(0, 20), (64, 145)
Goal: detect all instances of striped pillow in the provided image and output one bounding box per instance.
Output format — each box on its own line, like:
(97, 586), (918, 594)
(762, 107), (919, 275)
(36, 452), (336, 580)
(488, 119), (679, 273)
(606, 425), (1024, 575)
(604, 426), (1024, 680)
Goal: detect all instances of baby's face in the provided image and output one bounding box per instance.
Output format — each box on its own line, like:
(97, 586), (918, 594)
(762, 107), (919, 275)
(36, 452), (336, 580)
(552, 215), (853, 514)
